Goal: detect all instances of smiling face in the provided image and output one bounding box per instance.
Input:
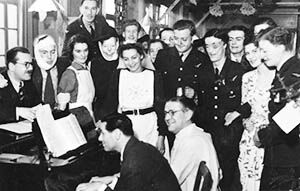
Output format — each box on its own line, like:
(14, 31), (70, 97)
(72, 43), (89, 64)
(122, 48), (143, 73)
(244, 43), (262, 68)
(174, 29), (193, 54)
(80, 0), (99, 24)
(258, 40), (283, 68)
(228, 30), (245, 55)
(164, 101), (188, 134)
(98, 122), (116, 152)
(123, 25), (139, 43)
(160, 30), (175, 47)
(205, 36), (226, 63)
(149, 42), (163, 63)
(10, 52), (33, 81)
(100, 37), (118, 58)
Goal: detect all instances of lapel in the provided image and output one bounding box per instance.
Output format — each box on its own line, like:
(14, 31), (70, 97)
(32, 64), (43, 97)
(2, 72), (19, 101)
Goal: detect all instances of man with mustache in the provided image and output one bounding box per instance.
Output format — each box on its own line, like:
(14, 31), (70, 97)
(0, 47), (40, 124)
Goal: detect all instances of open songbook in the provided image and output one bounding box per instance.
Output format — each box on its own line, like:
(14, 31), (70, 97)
(36, 104), (87, 157)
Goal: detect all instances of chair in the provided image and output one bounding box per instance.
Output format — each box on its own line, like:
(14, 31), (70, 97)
(193, 161), (213, 191)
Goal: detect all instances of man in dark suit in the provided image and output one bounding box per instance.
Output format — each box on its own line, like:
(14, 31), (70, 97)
(32, 34), (70, 108)
(0, 47), (40, 124)
(76, 113), (181, 191)
(154, 19), (210, 149)
(62, 0), (110, 59)
(198, 29), (248, 191)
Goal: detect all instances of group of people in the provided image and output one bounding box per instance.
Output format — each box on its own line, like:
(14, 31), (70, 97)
(1, 0), (300, 190)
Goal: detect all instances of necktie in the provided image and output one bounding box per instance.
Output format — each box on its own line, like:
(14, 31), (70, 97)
(44, 70), (55, 108)
(180, 54), (184, 62)
(90, 26), (95, 38)
(18, 82), (24, 101)
(215, 68), (219, 79)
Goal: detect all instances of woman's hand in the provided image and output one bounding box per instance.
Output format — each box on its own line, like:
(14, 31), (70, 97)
(224, 111), (240, 126)
(156, 136), (165, 155)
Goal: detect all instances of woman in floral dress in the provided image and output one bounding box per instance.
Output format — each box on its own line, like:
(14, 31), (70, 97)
(237, 38), (275, 191)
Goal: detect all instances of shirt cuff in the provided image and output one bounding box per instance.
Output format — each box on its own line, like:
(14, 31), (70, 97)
(16, 107), (20, 120)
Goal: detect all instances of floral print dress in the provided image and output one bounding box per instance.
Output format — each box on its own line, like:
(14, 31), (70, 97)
(238, 70), (274, 191)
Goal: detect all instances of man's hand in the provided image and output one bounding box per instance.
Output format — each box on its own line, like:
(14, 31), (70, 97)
(16, 107), (37, 122)
(184, 86), (195, 99)
(76, 182), (107, 191)
(224, 111), (240, 126)
(89, 175), (115, 184)
(156, 136), (165, 155)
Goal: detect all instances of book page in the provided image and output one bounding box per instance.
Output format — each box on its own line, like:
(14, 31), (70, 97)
(273, 101), (300, 134)
(0, 120), (32, 134)
(36, 104), (87, 157)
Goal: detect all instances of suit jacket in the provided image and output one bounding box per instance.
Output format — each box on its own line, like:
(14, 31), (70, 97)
(109, 137), (181, 191)
(96, 69), (168, 136)
(154, 47), (211, 100)
(31, 56), (70, 103)
(62, 15), (110, 59)
(258, 56), (300, 167)
(0, 72), (40, 124)
(197, 58), (246, 158)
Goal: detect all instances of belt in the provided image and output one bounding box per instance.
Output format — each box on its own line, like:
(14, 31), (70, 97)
(122, 107), (154, 115)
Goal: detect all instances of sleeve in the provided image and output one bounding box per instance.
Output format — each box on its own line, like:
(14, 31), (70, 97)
(57, 69), (77, 94)
(154, 71), (168, 136)
(0, 91), (18, 123)
(61, 25), (75, 57)
(236, 73), (251, 118)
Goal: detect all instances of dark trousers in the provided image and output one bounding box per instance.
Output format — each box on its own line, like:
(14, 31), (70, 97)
(260, 166), (300, 191)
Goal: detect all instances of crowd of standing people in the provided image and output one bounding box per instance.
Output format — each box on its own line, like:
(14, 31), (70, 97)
(1, 0), (300, 190)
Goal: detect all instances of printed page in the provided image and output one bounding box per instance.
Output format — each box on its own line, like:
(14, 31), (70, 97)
(273, 100), (300, 134)
(36, 104), (87, 157)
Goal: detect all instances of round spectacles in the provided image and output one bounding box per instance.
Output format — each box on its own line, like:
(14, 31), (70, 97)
(15, 61), (32, 69)
(164, 109), (184, 116)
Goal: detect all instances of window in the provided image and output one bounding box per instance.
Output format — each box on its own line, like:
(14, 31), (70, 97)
(0, 0), (22, 67)
(102, 0), (116, 27)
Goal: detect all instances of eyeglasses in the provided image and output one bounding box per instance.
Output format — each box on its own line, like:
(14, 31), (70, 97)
(15, 62), (32, 69)
(164, 109), (184, 116)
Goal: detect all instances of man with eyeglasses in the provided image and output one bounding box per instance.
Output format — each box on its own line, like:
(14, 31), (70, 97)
(164, 96), (220, 191)
(0, 47), (40, 124)
(62, 0), (110, 60)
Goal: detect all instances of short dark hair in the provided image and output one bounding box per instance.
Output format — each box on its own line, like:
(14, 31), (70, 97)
(80, 0), (99, 7)
(122, 19), (141, 33)
(67, 34), (91, 61)
(251, 17), (277, 32)
(118, 43), (145, 59)
(6, 47), (30, 67)
(148, 39), (167, 50)
(102, 113), (134, 136)
(203, 28), (229, 44)
(167, 96), (197, 112)
(159, 28), (173, 39)
(256, 27), (294, 51)
(173, 20), (196, 36)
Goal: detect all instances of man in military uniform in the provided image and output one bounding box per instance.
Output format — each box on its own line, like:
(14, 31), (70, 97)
(154, 20), (210, 148)
(198, 28), (247, 191)
(62, 0), (110, 59)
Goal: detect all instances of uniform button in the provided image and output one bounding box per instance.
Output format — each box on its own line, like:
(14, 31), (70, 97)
(179, 67), (183, 71)
(214, 96), (218, 99)
(164, 71), (167, 74)
(214, 116), (218, 120)
(214, 86), (218, 90)
(194, 74), (197, 77)
(178, 78), (181, 81)
(230, 90), (234, 95)
(214, 105), (218, 109)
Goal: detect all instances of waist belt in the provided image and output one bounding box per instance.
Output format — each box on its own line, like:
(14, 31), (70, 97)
(122, 107), (154, 115)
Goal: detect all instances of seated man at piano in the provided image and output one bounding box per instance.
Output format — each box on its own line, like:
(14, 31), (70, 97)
(0, 47), (41, 124)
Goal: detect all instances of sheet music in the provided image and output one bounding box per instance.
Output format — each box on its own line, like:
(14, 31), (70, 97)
(36, 104), (87, 157)
(0, 120), (32, 134)
(273, 100), (300, 134)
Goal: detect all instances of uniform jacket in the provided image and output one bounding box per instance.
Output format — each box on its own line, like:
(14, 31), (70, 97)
(154, 47), (210, 100)
(258, 56), (300, 167)
(0, 72), (40, 124)
(96, 69), (167, 136)
(31, 56), (70, 103)
(62, 15), (110, 59)
(107, 137), (181, 191)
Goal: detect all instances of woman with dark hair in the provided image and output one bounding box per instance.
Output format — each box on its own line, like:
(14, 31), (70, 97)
(236, 35), (275, 191)
(57, 34), (95, 121)
(98, 43), (168, 155)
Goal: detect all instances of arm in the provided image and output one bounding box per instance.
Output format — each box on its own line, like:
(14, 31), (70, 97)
(57, 69), (76, 110)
